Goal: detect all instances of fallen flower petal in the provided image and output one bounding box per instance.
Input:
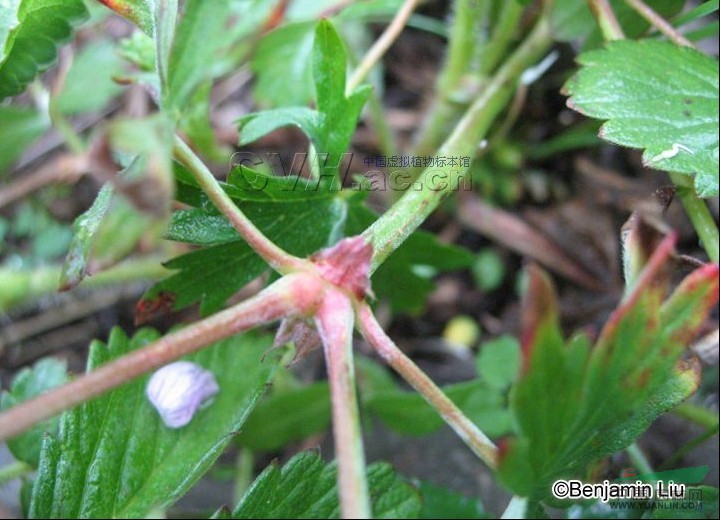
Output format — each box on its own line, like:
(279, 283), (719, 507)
(146, 361), (219, 428)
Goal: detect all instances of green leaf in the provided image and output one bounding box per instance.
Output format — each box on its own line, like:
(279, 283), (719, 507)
(565, 40), (719, 197)
(60, 184), (114, 290)
(96, 0), (153, 34)
(55, 39), (124, 114)
(144, 166), (345, 315)
(108, 115), (175, 216)
(166, 0), (232, 111)
(365, 379), (512, 438)
(0, 358), (68, 467)
(551, 0), (681, 45)
(242, 20), (370, 178)
(476, 335), (520, 390)
(251, 21), (317, 107)
(0, 105), (49, 173)
(231, 451), (421, 519)
(237, 382), (331, 452)
(238, 107), (325, 147)
(29, 328), (279, 518)
(497, 247), (719, 502)
(0, 0), (88, 100)
(179, 81), (230, 161)
(418, 482), (488, 519)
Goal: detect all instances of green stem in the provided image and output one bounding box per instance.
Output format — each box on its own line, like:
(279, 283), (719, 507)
(233, 448), (255, 504)
(479, 0), (524, 76)
(173, 135), (308, 273)
(0, 255), (170, 312)
(413, 0), (489, 157)
(356, 301), (498, 469)
(626, 442), (654, 475)
(673, 402), (719, 430)
(0, 272), (324, 443)
(316, 289), (370, 519)
(365, 16), (553, 271)
(661, 422), (719, 470)
(588, 0), (626, 40)
(0, 461), (33, 485)
(346, 0), (422, 93)
(669, 173), (719, 263)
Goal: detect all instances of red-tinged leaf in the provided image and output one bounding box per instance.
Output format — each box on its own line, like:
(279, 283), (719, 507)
(135, 290), (175, 324)
(498, 232), (714, 503)
(660, 263), (720, 345)
(519, 264), (561, 375)
(621, 210), (671, 291)
(98, 0), (153, 34)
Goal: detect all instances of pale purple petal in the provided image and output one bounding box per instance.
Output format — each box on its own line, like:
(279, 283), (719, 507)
(146, 361), (219, 428)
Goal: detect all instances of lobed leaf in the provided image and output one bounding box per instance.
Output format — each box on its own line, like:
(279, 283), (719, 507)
(497, 235), (719, 502)
(230, 451), (421, 519)
(0, 358), (68, 467)
(28, 328), (279, 518)
(565, 40), (719, 197)
(0, 0), (88, 100)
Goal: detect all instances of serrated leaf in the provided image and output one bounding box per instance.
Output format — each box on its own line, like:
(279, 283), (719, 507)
(0, 358), (68, 467)
(0, 105), (49, 173)
(251, 21), (317, 107)
(565, 40), (719, 197)
(237, 382), (331, 452)
(242, 20), (370, 179)
(231, 451), (421, 519)
(497, 242), (719, 502)
(418, 482), (488, 519)
(28, 328), (279, 518)
(55, 39), (124, 114)
(0, 0), (88, 100)
(144, 167), (345, 315)
(166, 0), (232, 112)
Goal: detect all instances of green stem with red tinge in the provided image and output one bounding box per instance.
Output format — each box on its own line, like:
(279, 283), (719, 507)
(0, 273), (324, 443)
(173, 135), (309, 274)
(355, 301), (499, 469)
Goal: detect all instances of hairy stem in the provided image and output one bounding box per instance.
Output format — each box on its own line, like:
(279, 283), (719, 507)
(670, 173), (719, 263)
(316, 289), (370, 519)
(0, 273), (323, 443)
(588, 0), (625, 40)
(624, 0), (695, 48)
(173, 135), (307, 273)
(365, 16), (553, 271)
(356, 301), (498, 469)
(413, 0), (490, 157)
(346, 0), (422, 93)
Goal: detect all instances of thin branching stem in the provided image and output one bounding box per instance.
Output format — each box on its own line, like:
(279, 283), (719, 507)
(365, 16), (553, 271)
(588, 0), (625, 40)
(0, 273), (323, 443)
(346, 0), (422, 93)
(355, 301), (499, 469)
(173, 135), (308, 273)
(624, 0), (695, 48)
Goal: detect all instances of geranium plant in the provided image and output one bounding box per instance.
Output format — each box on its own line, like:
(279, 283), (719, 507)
(0, 0), (717, 518)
